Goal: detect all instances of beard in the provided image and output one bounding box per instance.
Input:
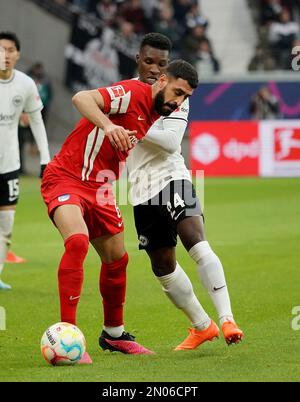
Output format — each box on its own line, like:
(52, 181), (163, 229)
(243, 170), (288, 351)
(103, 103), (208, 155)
(154, 89), (178, 116)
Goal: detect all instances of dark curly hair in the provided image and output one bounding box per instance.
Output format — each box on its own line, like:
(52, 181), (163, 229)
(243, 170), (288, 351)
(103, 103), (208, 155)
(140, 33), (172, 52)
(0, 32), (20, 51)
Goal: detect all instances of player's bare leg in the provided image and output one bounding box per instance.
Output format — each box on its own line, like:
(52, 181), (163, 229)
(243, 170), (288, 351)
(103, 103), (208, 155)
(0, 205), (16, 290)
(92, 233), (154, 354)
(53, 204), (89, 240)
(177, 215), (244, 345)
(53, 204), (92, 363)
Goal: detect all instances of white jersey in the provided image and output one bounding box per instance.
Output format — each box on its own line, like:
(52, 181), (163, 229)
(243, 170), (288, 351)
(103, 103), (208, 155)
(127, 99), (192, 206)
(0, 69), (44, 174)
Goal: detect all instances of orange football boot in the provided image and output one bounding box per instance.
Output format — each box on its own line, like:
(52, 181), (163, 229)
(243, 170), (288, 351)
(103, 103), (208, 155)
(222, 321), (244, 345)
(174, 320), (219, 351)
(5, 250), (26, 264)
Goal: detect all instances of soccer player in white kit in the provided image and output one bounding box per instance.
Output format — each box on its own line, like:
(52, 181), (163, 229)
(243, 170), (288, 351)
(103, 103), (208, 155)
(127, 33), (244, 349)
(0, 32), (50, 290)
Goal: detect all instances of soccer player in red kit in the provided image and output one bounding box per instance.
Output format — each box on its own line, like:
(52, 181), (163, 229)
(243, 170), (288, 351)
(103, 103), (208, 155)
(41, 60), (199, 362)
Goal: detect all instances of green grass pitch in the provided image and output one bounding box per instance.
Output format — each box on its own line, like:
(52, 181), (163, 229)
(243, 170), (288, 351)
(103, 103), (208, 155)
(0, 177), (299, 382)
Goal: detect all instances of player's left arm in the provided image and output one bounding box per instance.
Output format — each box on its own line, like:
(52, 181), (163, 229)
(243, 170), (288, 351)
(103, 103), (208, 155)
(144, 102), (189, 153)
(28, 110), (51, 177)
(144, 117), (187, 154)
(25, 79), (51, 177)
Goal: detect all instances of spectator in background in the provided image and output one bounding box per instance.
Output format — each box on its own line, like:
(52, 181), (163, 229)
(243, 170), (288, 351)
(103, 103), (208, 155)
(173, 0), (196, 27)
(18, 63), (52, 175)
(195, 38), (220, 77)
(248, 44), (276, 71)
(18, 114), (32, 175)
(250, 86), (281, 119)
(121, 0), (152, 34)
(180, 22), (210, 66)
(115, 21), (139, 79)
(153, 3), (181, 56)
(268, 8), (300, 69)
(28, 63), (52, 124)
(89, 0), (118, 26)
(186, 4), (209, 32)
(261, 0), (284, 25)
(70, 0), (91, 12)
(140, 0), (157, 19)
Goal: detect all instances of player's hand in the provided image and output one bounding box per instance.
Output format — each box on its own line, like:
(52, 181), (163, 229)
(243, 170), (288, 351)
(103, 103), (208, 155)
(104, 123), (137, 152)
(40, 164), (47, 179)
(19, 113), (30, 128)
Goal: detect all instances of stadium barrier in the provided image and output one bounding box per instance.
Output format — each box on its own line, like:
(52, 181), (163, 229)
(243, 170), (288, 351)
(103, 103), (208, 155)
(190, 120), (300, 177)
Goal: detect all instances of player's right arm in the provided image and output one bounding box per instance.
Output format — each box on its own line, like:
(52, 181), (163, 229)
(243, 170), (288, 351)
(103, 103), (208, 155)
(72, 89), (133, 152)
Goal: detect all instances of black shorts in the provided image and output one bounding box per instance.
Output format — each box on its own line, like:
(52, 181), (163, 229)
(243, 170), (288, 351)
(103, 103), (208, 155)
(133, 180), (202, 251)
(0, 170), (20, 206)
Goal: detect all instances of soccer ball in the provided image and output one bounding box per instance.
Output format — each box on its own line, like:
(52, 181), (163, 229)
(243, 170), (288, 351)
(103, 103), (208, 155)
(41, 322), (86, 366)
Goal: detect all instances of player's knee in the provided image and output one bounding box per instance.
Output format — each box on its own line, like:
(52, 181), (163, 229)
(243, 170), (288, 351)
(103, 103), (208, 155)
(0, 210), (15, 245)
(151, 257), (176, 277)
(64, 234), (89, 261)
(177, 216), (205, 251)
(152, 264), (174, 277)
(148, 249), (176, 277)
(101, 248), (127, 264)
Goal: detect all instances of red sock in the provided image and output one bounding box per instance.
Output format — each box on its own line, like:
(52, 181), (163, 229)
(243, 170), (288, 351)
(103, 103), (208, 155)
(100, 252), (128, 327)
(58, 234), (89, 325)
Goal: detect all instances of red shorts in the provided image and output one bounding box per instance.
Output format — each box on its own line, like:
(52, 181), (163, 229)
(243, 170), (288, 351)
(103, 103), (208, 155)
(41, 165), (124, 240)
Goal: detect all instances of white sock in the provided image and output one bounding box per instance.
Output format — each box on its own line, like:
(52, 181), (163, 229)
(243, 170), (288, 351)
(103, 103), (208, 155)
(0, 211), (15, 277)
(189, 241), (234, 325)
(157, 263), (211, 330)
(104, 325), (124, 338)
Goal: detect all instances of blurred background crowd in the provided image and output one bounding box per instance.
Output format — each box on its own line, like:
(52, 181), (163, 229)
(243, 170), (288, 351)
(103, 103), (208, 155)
(248, 0), (300, 70)
(51, 0), (221, 78)
(1, 0), (299, 175)
(47, 0), (300, 76)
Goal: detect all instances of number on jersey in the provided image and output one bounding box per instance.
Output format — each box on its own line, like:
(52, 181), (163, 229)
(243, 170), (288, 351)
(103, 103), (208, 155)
(167, 193), (186, 220)
(8, 179), (19, 202)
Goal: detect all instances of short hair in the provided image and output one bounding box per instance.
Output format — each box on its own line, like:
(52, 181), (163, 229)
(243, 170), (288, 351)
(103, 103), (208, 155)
(140, 33), (172, 52)
(166, 59), (199, 89)
(0, 32), (20, 51)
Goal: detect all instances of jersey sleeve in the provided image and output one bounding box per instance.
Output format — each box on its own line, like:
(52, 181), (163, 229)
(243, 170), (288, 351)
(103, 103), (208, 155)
(162, 98), (189, 123)
(98, 83), (132, 115)
(24, 78), (44, 114)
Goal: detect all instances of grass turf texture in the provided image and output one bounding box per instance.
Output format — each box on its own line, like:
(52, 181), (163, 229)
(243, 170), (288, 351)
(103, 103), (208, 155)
(0, 177), (299, 382)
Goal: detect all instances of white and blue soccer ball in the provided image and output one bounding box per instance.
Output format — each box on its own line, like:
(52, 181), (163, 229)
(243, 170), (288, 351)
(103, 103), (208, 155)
(41, 322), (86, 366)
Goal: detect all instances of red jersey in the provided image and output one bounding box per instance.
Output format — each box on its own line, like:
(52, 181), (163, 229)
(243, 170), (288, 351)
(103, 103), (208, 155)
(50, 80), (159, 183)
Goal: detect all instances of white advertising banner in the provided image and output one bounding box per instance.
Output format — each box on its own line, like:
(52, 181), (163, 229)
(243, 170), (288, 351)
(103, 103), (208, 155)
(260, 120), (300, 177)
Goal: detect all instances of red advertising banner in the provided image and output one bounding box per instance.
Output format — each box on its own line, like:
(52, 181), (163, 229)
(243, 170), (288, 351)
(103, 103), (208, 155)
(190, 122), (260, 176)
